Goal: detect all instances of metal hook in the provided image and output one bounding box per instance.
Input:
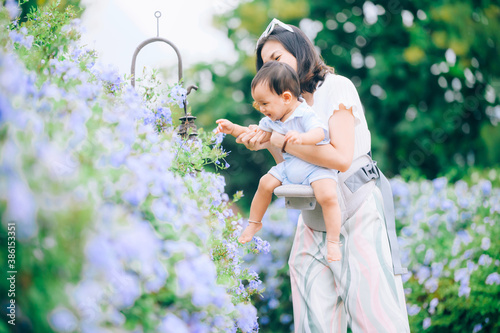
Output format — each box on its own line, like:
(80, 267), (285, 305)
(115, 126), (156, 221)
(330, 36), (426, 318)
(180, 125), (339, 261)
(186, 85), (199, 95)
(155, 11), (161, 37)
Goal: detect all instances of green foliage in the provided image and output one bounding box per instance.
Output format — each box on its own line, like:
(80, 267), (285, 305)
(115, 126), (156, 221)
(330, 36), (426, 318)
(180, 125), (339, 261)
(14, 0), (82, 24)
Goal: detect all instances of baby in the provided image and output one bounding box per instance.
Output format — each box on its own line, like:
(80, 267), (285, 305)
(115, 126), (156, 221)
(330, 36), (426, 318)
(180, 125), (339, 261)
(216, 61), (342, 262)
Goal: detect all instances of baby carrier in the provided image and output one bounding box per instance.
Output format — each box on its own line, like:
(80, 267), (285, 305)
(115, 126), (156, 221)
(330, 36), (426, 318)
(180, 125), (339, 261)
(274, 153), (407, 275)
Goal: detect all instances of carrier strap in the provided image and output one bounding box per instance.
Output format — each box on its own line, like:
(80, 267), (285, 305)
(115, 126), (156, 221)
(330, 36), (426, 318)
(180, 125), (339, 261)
(345, 160), (407, 274)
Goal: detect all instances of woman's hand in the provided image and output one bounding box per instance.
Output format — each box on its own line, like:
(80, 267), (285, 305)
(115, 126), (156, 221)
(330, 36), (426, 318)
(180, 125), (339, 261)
(236, 125), (270, 151)
(274, 104), (355, 171)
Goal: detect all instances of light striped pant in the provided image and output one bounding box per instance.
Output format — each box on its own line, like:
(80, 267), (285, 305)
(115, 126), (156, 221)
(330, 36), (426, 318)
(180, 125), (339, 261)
(289, 186), (410, 332)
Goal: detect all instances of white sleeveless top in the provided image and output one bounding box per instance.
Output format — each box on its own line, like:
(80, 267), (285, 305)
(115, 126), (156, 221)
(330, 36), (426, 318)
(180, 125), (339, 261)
(310, 73), (371, 160)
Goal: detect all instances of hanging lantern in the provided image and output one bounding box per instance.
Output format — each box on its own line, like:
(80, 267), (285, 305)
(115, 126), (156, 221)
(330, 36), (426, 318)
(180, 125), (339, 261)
(130, 11), (198, 138)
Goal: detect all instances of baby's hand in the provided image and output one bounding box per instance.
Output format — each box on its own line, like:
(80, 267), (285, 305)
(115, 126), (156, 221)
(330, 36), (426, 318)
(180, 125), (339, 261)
(215, 119), (235, 135)
(284, 130), (303, 145)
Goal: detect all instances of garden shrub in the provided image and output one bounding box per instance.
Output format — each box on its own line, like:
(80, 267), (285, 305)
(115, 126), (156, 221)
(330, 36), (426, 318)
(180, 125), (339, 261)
(0, 3), (268, 332)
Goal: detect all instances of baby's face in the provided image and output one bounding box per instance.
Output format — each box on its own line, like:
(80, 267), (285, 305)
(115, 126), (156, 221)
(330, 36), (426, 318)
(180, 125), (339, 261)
(251, 83), (287, 121)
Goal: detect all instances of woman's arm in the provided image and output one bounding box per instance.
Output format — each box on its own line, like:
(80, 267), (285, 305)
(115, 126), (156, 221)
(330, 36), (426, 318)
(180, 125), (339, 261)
(271, 105), (355, 172)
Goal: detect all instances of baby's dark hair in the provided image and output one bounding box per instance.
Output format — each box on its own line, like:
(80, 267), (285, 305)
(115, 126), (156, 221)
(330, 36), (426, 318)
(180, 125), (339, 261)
(251, 61), (300, 98)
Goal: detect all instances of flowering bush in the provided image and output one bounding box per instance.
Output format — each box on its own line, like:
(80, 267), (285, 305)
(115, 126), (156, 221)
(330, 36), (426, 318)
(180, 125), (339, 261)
(0, 3), (268, 332)
(393, 174), (500, 332)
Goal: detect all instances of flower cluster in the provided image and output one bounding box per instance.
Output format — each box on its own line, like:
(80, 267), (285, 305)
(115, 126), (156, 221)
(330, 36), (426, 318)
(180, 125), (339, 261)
(0, 5), (263, 333)
(391, 174), (500, 331)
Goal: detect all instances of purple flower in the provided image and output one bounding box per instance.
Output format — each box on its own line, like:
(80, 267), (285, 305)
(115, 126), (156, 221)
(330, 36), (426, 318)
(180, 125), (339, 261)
(164, 240), (200, 258)
(214, 132), (225, 145)
(401, 272), (412, 283)
(432, 177), (447, 191)
(413, 210), (425, 223)
(458, 282), (471, 298)
(9, 29), (34, 49)
(428, 298), (439, 314)
(268, 298), (279, 309)
(280, 314), (293, 324)
(485, 272), (500, 285)
(457, 230), (472, 244)
(6, 177), (38, 240)
(121, 183), (148, 206)
(424, 249), (435, 265)
(451, 237), (461, 256)
(169, 84), (187, 108)
(157, 106), (172, 124)
(416, 266), (431, 284)
(157, 313), (189, 333)
(98, 66), (122, 92)
(85, 235), (120, 272)
(236, 303), (258, 333)
(478, 254), (492, 266)
(5, 0), (21, 19)
(109, 270), (141, 308)
(115, 221), (162, 274)
(49, 307), (78, 332)
(71, 280), (104, 321)
(423, 317), (431, 330)
(431, 262), (444, 278)
(116, 117), (137, 146)
(401, 226), (413, 237)
(428, 195), (439, 210)
(248, 279), (262, 291)
(408, 304), (421, 316)
(458, 198), (470, 209)
(234, 282), (245, 295)
(390, 179), (410, 197)
(480, 180), (492, 196)
(454, 268), (469, 283)
(481, 237), (491, 250)
(151, 198), (177, 222)
(467, 260), (477, 273)
(175, 255), (218, 305)
(473, 324), (483, 333)
(109, 309), (125, 326)
(462, 249), (473, 260)
(251, 236), (271, 254)
(424, 277), (438, 293)
(440, 199), (455, 211)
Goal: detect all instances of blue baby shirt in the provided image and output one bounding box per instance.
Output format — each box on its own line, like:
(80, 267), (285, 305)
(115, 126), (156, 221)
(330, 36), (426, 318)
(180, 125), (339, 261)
(258, 102), (337, 185)
(258, 101), (330, 145)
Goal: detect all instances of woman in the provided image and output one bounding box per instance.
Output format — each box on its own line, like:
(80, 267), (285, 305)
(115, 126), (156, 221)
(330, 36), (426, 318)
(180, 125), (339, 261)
(237, 19), (410, 332)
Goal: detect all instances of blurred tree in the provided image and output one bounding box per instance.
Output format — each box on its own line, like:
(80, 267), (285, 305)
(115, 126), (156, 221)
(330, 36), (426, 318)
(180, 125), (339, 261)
(189, 0), (500, 210)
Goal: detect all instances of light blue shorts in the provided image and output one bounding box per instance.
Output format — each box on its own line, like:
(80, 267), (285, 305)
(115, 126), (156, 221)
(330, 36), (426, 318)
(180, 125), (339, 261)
(268, 162), (338, 186)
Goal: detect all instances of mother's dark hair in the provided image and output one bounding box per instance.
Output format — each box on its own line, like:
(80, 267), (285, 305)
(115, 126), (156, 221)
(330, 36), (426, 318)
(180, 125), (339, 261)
(256, 24), (334, 94)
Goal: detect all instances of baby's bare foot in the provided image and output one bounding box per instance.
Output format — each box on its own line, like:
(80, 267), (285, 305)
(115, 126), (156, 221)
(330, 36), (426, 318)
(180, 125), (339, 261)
(238, 221), (262, 244)
(327, 241), (342, 262)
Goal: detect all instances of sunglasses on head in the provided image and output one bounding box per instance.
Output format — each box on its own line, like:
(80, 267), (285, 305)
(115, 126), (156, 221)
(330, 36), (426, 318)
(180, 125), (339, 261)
(256, 18), (294, 50)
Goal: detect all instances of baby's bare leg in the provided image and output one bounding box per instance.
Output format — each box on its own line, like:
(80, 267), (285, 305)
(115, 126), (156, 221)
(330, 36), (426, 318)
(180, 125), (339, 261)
(239, 174), (282, 244)
(311, 179), (342, 262)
